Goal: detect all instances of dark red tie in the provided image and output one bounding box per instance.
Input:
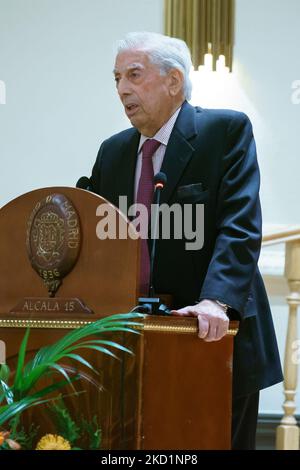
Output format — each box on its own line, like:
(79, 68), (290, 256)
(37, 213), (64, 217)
(136, 139), (161, 295)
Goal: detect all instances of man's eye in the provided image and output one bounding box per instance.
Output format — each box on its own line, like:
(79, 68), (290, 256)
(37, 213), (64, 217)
(130, 72), (140, 79)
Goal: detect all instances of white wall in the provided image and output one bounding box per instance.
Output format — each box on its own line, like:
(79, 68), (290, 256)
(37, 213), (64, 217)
(0, 0), (163, 206)
(1, 0), (299, 415)
(235, 0), (300, 227)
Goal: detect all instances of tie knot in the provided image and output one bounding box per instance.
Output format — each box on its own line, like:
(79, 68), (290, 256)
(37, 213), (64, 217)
(142, 139), (161, 159)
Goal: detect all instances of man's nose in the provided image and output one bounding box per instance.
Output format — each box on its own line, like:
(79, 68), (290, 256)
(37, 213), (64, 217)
(117, 77), (132, 98)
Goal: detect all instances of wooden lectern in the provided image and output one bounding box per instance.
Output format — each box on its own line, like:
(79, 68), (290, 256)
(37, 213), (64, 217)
(0, 188), (238, 450)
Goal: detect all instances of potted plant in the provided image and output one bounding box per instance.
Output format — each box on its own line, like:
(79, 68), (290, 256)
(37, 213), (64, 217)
(0, 312), (144, 450)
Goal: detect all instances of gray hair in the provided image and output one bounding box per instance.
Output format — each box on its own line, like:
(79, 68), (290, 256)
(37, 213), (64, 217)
(116, 32), (193, 101)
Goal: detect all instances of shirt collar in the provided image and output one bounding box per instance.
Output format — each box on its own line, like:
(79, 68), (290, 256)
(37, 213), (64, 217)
(138, 106), (182, 153)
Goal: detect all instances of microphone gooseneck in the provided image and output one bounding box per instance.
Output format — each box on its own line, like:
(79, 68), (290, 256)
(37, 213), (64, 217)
(149, 172), (167, 298)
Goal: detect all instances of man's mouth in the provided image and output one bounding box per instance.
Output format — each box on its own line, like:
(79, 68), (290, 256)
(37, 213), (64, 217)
(125, 103), (139, 117)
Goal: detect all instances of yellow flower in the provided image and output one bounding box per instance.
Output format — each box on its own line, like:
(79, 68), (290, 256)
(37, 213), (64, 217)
(35, 434), (71, 450)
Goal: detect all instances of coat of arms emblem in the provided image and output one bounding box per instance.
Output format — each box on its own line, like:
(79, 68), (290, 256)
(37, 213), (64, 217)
(26, 193), (81, 296)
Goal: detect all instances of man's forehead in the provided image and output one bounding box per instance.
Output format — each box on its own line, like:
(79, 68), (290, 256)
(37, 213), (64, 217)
(114, 50), (151, 72)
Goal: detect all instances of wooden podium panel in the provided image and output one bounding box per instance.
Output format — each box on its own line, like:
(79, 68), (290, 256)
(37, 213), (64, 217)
(126, 316), (236, 450)
(0, 187), (139, 317)
(139, 320), (233, 449)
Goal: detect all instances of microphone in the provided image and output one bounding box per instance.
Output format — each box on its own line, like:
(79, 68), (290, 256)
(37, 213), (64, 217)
(76, 176), (92, 191)
(154, 171), (167, 191)
(149, 172), (167, 297)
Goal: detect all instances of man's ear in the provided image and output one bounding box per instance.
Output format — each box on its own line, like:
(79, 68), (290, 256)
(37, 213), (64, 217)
(167, 68), (184, 97)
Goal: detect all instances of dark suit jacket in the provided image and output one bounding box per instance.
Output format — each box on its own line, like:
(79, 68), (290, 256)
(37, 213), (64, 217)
(90, 101), (283, 397)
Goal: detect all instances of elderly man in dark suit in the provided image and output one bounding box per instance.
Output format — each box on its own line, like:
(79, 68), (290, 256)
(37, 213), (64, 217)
(88, 32), (283, 449)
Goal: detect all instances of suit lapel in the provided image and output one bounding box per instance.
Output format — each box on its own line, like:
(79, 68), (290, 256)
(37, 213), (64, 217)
(114, 129), (140, 209)
(160, 102), (198, 204)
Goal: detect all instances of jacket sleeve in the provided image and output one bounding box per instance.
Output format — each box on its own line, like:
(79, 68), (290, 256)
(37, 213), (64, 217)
(199, 113), (262, 318)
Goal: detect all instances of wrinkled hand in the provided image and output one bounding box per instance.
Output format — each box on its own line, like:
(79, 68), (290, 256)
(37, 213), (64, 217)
(171, 299), (229, 342)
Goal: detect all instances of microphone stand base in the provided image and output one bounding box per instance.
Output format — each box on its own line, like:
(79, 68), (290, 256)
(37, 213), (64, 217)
(138, 296), (171, 315)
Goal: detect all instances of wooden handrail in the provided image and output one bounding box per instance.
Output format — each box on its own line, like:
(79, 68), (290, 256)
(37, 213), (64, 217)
(262, 226), (300, 246)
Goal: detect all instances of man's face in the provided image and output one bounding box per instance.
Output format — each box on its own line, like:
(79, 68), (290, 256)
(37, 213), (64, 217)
(114, 50), (176, 136)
